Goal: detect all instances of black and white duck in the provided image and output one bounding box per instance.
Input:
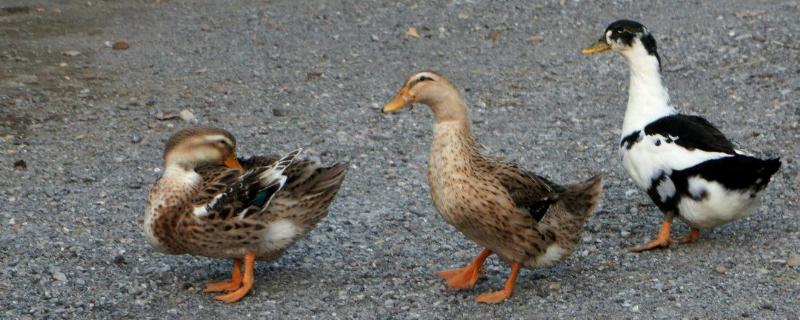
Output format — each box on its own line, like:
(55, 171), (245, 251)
(582, 20), (781, 252)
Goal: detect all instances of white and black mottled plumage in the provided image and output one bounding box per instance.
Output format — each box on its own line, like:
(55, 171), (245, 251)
(621, 114), (780, 229)
(586, 20), (780, 240)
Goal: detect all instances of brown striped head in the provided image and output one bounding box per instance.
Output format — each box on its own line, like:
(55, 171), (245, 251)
(382, 71), (469, 123)
(163, 126), (242, 170)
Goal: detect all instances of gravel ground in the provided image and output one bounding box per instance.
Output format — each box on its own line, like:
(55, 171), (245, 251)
(1, 0), (798, 319)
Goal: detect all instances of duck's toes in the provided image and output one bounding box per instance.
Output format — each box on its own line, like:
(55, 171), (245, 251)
(203, 280), (242, 293)
(627, 237), (672, 252)
(673, 228), (701, 244)
(214, 282), (253, 303)
(436, 267), (466, 280)
(442, 267), (482, 289)
(475, 289), (512, 304)
(628, 218), (674, 252)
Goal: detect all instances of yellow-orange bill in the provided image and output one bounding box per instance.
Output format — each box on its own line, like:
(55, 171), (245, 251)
(383, 87), (412, 113)
(224, 155), (244, 170)
(581, 40), (611, 55)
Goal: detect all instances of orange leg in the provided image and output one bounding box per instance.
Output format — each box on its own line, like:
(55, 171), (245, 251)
(437, 248), (492, 289)
(476, 262), (521, 304)
(629, 213), (674, 252)
(214, 251), (255, 303)
(203, 258), (243, 293)
(674, 228), (701, 244)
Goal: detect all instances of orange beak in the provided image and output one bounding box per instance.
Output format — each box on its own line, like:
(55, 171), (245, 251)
(382, 86), (414, 113)
(224, 154), (243, 170)
(581, 38), (611, 55)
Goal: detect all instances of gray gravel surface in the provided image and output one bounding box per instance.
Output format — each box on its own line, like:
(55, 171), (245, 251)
(1, 0), (798, 319)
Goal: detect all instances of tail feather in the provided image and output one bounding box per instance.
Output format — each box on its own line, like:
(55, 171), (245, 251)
(309, 163), (347, 193)
(760, 157), (781, 178)
(559, 175), (603, 219)
(754, 157), (781, 190)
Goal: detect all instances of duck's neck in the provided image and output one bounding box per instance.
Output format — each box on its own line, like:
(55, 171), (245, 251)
(429, 94), (479, 162)
(162, 164), (201, 186)
(621, 48), (676, 136)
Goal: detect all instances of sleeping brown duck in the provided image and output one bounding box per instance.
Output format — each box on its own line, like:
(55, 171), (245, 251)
(144, 126), (346, 303)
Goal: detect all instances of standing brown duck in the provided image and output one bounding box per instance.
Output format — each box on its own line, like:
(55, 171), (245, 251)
(382, 71), (603, 304)
(144, 126), (346, 303)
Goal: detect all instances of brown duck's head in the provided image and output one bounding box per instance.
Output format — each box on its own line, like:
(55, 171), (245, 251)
(382, 71), (461, 113)
(163, 126), (242, 170)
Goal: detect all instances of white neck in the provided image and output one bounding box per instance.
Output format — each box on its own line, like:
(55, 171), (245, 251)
(163, 164), (201, 186)
(620, 46), (676, 136)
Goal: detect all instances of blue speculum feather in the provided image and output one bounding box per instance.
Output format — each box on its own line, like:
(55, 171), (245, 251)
(253, 191), (269, 207)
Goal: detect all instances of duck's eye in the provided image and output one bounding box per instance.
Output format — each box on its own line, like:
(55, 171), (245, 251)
(418, 76), (434, 82)
(615, 27), (624, 33)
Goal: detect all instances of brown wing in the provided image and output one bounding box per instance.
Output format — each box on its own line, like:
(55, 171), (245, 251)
(191, 164), (241, 207)
(240, 156), (323, 193)
(489, 160), (563, 222)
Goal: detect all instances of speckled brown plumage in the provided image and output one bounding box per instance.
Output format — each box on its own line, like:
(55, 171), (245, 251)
(146, 156), (345, 259)
(384, 71), (603, 303)
(144, 127), (346, 302)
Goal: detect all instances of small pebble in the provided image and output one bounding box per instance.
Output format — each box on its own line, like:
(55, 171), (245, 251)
(788, 254), (799, 267)
(112, 40), (130, 50)
(130, 133), (142, 144)
(53, 271), (67, 282)
(179, 109), (196, 123)
(154, 111), (179, 120)
(272, 108), (289, 117)
(715, 265), (727, 274)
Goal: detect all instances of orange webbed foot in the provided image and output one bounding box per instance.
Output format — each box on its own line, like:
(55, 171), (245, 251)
(213, 252), (255, 303)
(475, 289), (512, 304)
(628, 237), (672, 252)
(438, 266), (484, 289)
(475, 262), (520, 304)
(203, 258), (243, 293)
(436, 267), (467, 280)
(203, 280), (242, 293)
(628, 216), (674, 252)
(437, 248), (492, 290)
(673, 228), (701, 244)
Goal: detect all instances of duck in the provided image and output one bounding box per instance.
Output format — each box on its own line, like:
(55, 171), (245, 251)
(382, 71), (603, 303)
(144, 126), (346, 303)
(581, 20), (781, 252)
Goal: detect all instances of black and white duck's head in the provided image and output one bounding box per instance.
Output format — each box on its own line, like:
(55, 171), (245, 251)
(582, 20), (661, 68)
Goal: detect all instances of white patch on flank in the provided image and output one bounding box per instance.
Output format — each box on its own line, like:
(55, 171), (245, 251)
(656, 178), (676, 202)
(687, 176), (707, 199)
(262, 219), (299, 250)
(532, 244), (567, 267)
(192, 206), (208, 217)
(678, 177), (760, 229)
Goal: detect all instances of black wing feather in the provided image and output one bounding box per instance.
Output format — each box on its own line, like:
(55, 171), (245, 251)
(644, 114), (736, 154)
